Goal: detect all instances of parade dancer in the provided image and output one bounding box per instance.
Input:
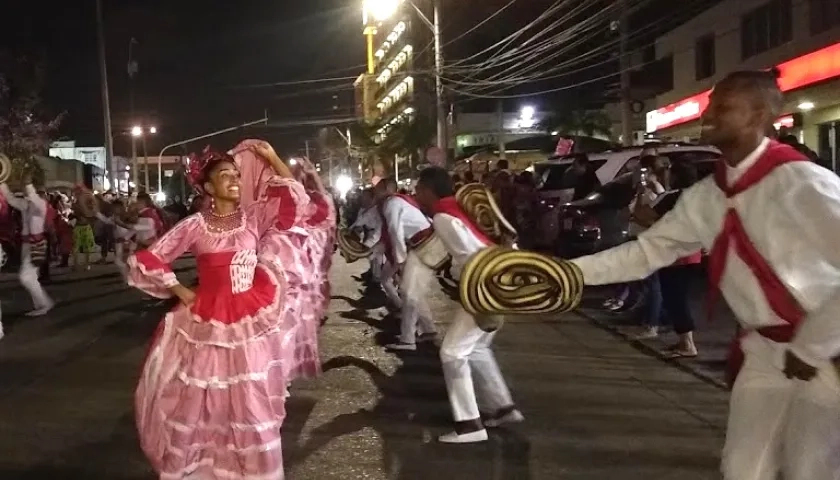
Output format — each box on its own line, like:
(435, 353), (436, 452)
(0, 177), (54, 316)
(128, 141), (327, 480)
(475, 70), (840, 479)
(134, 192), (164, 249)
(415, 167), (522, 444)
(350, 189), (386, 289)
(97, 201), (136, 278)
(375, 177), (439, 351)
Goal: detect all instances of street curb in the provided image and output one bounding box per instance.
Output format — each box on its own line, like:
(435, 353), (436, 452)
(577, 308), (728, 391)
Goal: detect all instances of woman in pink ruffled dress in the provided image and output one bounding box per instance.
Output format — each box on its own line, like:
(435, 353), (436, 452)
(127, 140), (333, 479)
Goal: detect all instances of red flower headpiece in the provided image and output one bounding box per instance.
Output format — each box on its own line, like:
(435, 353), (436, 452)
(185, 146), (233, 192)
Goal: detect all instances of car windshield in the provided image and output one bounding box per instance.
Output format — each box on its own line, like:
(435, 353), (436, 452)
(535, 158), (608, 191)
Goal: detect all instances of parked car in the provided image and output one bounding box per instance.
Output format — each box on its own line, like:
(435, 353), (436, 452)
(548, 146), (722, 258)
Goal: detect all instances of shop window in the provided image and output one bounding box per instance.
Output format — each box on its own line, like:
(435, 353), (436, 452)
(810, 0), (840, 35)
(695, 34), (716, 80)
(740, 0), (792, 59)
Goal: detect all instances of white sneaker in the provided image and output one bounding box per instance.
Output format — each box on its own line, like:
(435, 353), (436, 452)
(385, 342), (417, 351)
(438, 429), (488, 444)
(484, 409), (525, 428)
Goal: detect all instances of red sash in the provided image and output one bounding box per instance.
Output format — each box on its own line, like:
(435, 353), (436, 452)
(377, 194), (425, 264)
(709, 140), (809, 388)
(432, 196), (494, 246)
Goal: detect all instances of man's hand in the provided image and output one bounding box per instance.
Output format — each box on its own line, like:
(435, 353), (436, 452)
(784, 350), (818, 381)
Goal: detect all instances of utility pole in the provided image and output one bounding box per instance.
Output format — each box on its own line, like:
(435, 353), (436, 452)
(95, 0), (115, 189)
(619, 0), (633, 146)
(497, 99), (506, 160)
(142, 134), (150, 190)
(433, 0), (447, 160)
(304, 139), (311, 159)
(128, 38), (138, 188)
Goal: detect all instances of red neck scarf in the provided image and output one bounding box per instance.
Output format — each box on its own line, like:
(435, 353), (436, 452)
(433, 196), (494, 246)
(377, 194), (424, 263)
(708, 140), (809, 327)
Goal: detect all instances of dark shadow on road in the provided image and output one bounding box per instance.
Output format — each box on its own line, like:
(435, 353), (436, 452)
(289, 285), (533, 478)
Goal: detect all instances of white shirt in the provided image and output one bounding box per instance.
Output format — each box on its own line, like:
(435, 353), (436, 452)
(433, 213), (489, 281)
(381, 196), (432, 264)
(351, 206), (382, 248)
(0, 183), (47, 238)
(573, 137), (840, 367)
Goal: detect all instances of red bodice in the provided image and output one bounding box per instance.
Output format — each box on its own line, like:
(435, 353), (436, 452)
(191, 250), (278, 324)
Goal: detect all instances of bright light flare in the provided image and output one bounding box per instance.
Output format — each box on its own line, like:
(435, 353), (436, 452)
(155, 191), (167, 203)
(149, 126), (157, 134)
(131, 126), (142, 137)
(798, 101), (815, 111)
(364, 0), (402, 22)
(335, 174), (354, 199)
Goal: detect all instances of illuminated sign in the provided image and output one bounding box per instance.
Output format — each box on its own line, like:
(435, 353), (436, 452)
(773, 115), (794, 129)
(646, 41), (840, 132)
(645, 92), (710, 133)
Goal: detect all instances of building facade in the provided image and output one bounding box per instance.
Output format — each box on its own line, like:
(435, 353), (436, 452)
(644, 0), (840, 169)
(355, 0), (434, 140)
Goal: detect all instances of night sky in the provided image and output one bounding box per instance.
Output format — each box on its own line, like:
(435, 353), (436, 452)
(4, 0), (719, 157)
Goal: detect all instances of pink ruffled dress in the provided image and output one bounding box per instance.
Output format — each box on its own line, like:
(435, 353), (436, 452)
(127, 142), (333, 480)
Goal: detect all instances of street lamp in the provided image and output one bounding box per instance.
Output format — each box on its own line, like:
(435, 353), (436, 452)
(364, 0), (404, 22)
(131, 125), (157, 191)
(362, 0), (447, 161)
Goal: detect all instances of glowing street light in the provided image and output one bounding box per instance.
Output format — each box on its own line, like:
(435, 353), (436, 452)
(798, 101), (815, 111)
(335, 174), (354, 199)
(364, 0), (403, 22)
(149, 126), (157, 134)
(131, 125), (143, 137)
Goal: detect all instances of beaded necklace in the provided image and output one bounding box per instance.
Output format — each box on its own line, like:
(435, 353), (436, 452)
(201, 207), (243, 233)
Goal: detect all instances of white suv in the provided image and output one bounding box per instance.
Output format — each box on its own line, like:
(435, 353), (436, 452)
(530, 143), (721, 252)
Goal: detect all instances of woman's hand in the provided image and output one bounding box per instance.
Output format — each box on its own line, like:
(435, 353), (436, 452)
(170, 284), (196, 307)
(297, 156), (318, 176)
(251, 141), (280, 164)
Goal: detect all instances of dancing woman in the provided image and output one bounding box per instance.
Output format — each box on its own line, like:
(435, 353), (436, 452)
(127, 140), (326, 480)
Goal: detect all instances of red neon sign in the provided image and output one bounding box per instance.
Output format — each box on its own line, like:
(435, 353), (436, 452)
(647, 41), (840, 132)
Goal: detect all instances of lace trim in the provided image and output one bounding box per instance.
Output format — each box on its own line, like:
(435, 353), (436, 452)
(175, 358), (286, 389)
(127, 254), (177, 298)
(166, 417), (284, 433)
(160, 460), (284, 480)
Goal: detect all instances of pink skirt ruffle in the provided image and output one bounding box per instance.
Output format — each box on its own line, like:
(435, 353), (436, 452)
(136, 263), (296, 480)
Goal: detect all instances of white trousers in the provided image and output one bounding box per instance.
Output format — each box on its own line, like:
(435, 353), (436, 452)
(398, 250), (437, 344)
(380, 259), (403, 309)
(114, 242), (129, 279)
(370, 250), (385, 282)
(440, 307), (514, 422)
(722, 333), (840, 480)
(20, 243), (51, 310)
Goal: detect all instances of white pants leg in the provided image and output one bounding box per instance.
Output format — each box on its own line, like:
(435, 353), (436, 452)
(722, 334), (840, 480)
(114, 242), (128, 279)
(19, 243), (51, 310)
(440, 307), (513, 422)
(398, 251), (437, 344)
(370, 251), (384, 282)
(380, 260), (402, 308)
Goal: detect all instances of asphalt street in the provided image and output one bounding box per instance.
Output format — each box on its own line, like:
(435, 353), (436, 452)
(0, 255), (729, 479)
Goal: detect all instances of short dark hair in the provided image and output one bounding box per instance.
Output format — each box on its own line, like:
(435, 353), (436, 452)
(417, 166), (454, 198)
(496, 159), (509, 170)
(718, 69), (783, 118)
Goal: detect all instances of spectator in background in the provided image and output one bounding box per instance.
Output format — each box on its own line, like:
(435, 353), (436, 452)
(567, 153), (601, 201)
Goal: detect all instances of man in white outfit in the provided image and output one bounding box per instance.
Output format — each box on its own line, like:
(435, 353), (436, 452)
(415, 167), (523, 444)
(0, 178), (54, 316)
(349, 189), (392, 300)
(569, 70), (840, 479)
(374, 178), (438, 351)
